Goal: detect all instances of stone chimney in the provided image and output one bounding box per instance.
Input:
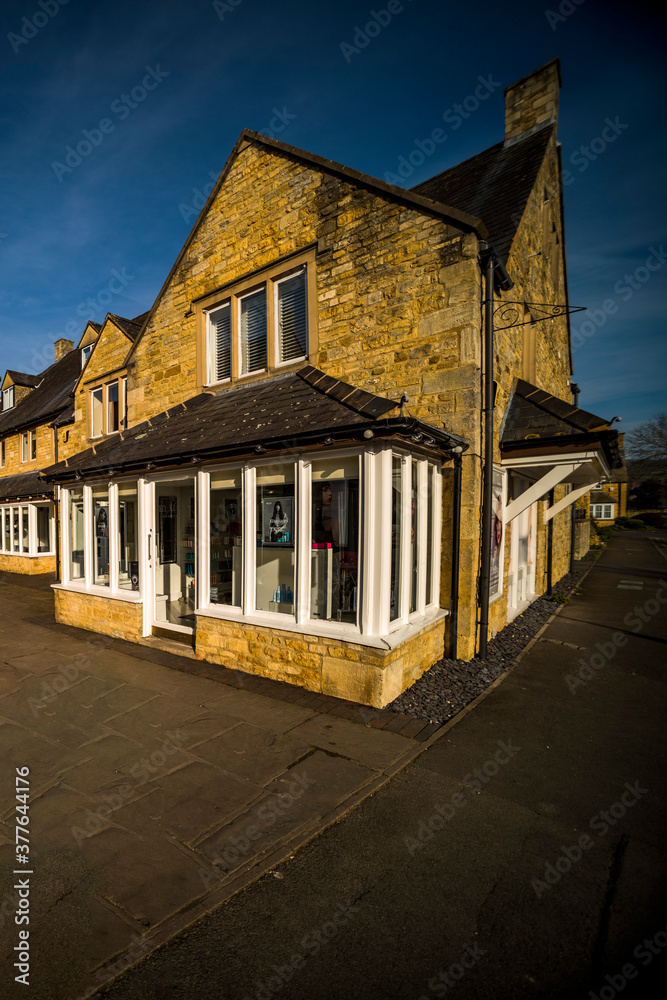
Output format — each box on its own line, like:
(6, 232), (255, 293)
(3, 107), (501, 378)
(55, 338), (74, 362)
(504, 58), (561, 143)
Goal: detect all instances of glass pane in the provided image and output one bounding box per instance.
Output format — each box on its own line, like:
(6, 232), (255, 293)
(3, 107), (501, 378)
(210, 303), (231, 381)
(210, 471), (242, 607)
(22, 508), (29, 552)
(107, 382), (119, 433)
(1, 510), (6, 551)
(22, 434), (28, 462)
(426, 465), (434, 604)
(155, 481), (196, 628)
(240, 287), (267, 375)
(256, 466), (295, 614)
(12, 508), (19, 552)
(92, 488), (109, 586)
(390, 456), (403, 622)
(31, 432), (37, 461)
(277, 270), (307, 362)
(311, 460), (359, 624)
(37, 507), (51, 553)
(410, 460), (418, 613)
(118, 485), (139, 591)
(91, 387), (103, 436)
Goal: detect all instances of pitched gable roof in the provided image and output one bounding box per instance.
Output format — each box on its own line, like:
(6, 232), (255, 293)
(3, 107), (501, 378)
(107, 312), (149, 342)
(125, 129), (489, 364)
(502, 378), (610, 441)
(5, 370), (42, 389)
(411, 123), (555, 263)
(0, 348), (84, 435)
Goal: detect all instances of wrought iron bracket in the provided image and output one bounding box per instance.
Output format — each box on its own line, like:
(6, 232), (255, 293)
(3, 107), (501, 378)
(493, 301), (586, 331)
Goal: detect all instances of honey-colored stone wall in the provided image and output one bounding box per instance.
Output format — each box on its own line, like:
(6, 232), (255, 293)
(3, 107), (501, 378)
(195, 612), (446, 708)
(54, 588), (143, 640)
(0, 423), (55, 478)
(0, 554), (55, 575)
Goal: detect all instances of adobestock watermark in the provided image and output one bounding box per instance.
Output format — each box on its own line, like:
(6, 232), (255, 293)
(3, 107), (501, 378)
(70, 731), (185, 845)
(213, 0), (244, 21)
(240, 898), (360, 1000)
(94, 932), (151, 983)
(571, 244), (666, 352)
(417, 941), (487, 999)
(589, 919), (667, 1000)
(27, 634), (114, 716)
(28, 266), (135, 373)
(562, 116), (629, 187)
(51, 65), (170, 182)
(383, 74), (501, 185)
(340, 1), (414, 63)
(8, 0), (71, 54)
(545, 0), (586, 31)
(199, 768), (316, 888)
(565, 580), (667, 694)
(404, 739), (521, 855)
(179, 107), (295, 224)
(531, 780), (648, 898)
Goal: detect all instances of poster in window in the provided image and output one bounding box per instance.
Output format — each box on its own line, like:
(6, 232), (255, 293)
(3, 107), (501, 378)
(95, 505), (108, 538)
(489, 467), (505, 600)
(262, 497), (294, 546)
(158, 496), (177, 563)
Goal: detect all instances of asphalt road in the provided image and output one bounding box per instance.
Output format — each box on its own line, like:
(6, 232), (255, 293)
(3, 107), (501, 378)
(90, 532), (667, 1000)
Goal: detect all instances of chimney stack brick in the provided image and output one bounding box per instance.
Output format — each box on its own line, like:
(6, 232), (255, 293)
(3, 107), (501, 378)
(55, 338), (74, 362)
(504, 58), (561, 142)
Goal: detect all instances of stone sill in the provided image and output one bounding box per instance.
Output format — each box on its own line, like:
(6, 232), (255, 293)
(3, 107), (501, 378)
(52, 583), (143, 604)
(1, 552), (55, 559)
(196, 604), (448, 651)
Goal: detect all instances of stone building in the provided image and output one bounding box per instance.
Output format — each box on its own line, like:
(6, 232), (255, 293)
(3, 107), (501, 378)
(39, 58), (620, 706)
(588, 434), (627, 523)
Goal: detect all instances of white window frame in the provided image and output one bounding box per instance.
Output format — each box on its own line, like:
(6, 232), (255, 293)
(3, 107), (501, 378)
(0, 501), (55, 557)
(1, 440), (5, 467)
(273, 266), (308, 370)
(90, 380), (124, 439)
(591, 503), (615, 520)
(82, 344), (93, 368)
(2, 386), (14, 411)
(237, 286), (268, 378)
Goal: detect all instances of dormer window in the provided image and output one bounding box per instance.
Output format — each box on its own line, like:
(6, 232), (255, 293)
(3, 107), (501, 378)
(82, 345), (93, 369)
(2, 386), (14, 410)
(90, 379), (126, 438)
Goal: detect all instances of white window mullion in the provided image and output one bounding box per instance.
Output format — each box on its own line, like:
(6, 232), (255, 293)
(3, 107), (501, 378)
(417, 460), (428, 613)
(83, 485), (93, 587)
(28, 504), (37, 557)
(296, 459), (311, 625)
(433, 464), (443, 608)
(198, 470), (210, 609)
(243, 465), (256, 615)
(399, 455), (411, 625)
(139, 478), (153, 636)
(61, 491), (70, 583)
(373, 447), (392, 636)
(108, 483), (119, 591)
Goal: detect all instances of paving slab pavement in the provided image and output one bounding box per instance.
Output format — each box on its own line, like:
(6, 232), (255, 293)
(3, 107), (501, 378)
(0, 580), (425, 1000)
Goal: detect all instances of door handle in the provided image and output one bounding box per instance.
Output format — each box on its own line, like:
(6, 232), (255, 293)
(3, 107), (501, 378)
(148, 533), (152, 561)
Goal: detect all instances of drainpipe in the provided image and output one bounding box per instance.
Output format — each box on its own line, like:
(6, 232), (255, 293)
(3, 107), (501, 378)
(546, 487), (554, 596)
(449, 448), (463, 660)
(478, 245), (513, 660)
(569, 383), (579, 573)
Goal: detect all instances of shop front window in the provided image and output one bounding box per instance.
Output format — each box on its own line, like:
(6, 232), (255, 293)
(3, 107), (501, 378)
(390, 456), (403, 622)
(118, 485), (139, 591)
(210, 470), (242, 607)
(310, 458), (359, 624)
(69, 490), (84, 579)
(37, 507), (51, 553)
(256, 466), (295, 614)
(92, 487), (109, 586)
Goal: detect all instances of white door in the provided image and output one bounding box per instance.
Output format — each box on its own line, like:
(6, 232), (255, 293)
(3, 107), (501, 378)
(507, 477), (536, 617)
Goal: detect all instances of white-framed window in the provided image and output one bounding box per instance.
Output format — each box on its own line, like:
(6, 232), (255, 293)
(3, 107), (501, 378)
(204, 259), (311, 386)
(61, 480), (141, 594)
(0, 440), (4, 467)
(0, 502), (54, 556)
(197, 445), (441, 638)
(21, 430), (36, 463)
(82, 344), (94, 368)
(90, 379), (126, 438)
(2, 386), (14, 411)
(591, 503), (614, 519)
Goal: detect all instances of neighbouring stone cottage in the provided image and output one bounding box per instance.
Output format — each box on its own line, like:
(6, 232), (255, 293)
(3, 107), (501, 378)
(34, 58), (619, 706)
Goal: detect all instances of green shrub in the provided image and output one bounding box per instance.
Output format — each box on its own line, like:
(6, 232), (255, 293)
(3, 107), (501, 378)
(635, 511), (664, 528)
(615, 516), (646, 530)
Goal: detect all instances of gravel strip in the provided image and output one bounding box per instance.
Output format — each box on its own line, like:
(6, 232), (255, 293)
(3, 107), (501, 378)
(388, 558), (596, 724)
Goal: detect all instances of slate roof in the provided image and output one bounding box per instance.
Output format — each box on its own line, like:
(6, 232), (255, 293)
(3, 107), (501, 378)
(502, 379), (610, 442)
(0, 348), (83, 436)
(42, 367), (465, 482)
(6, 370), (42, 388)
(108, 312), (149, 341)
(501, 379), (621, 470)
(411, 123), (555, 263)
(590, 490), (616, 504)
(0, 471), (53, 501)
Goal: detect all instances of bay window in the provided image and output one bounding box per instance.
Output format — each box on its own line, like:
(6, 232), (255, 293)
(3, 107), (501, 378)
(118, 484), (139, 591)
(92, 487), (110, 586)
(255, 465), (295, 614)
(209, 470), (242, 607)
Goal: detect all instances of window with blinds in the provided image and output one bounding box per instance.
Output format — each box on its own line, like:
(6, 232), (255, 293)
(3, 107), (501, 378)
(240, 288), (267, 375)
(277, 269), (307, 363)
(209, 302), (232, 382)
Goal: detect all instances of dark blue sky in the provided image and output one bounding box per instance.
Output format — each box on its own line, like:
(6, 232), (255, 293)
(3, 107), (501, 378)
(1, 0), (665, 431)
